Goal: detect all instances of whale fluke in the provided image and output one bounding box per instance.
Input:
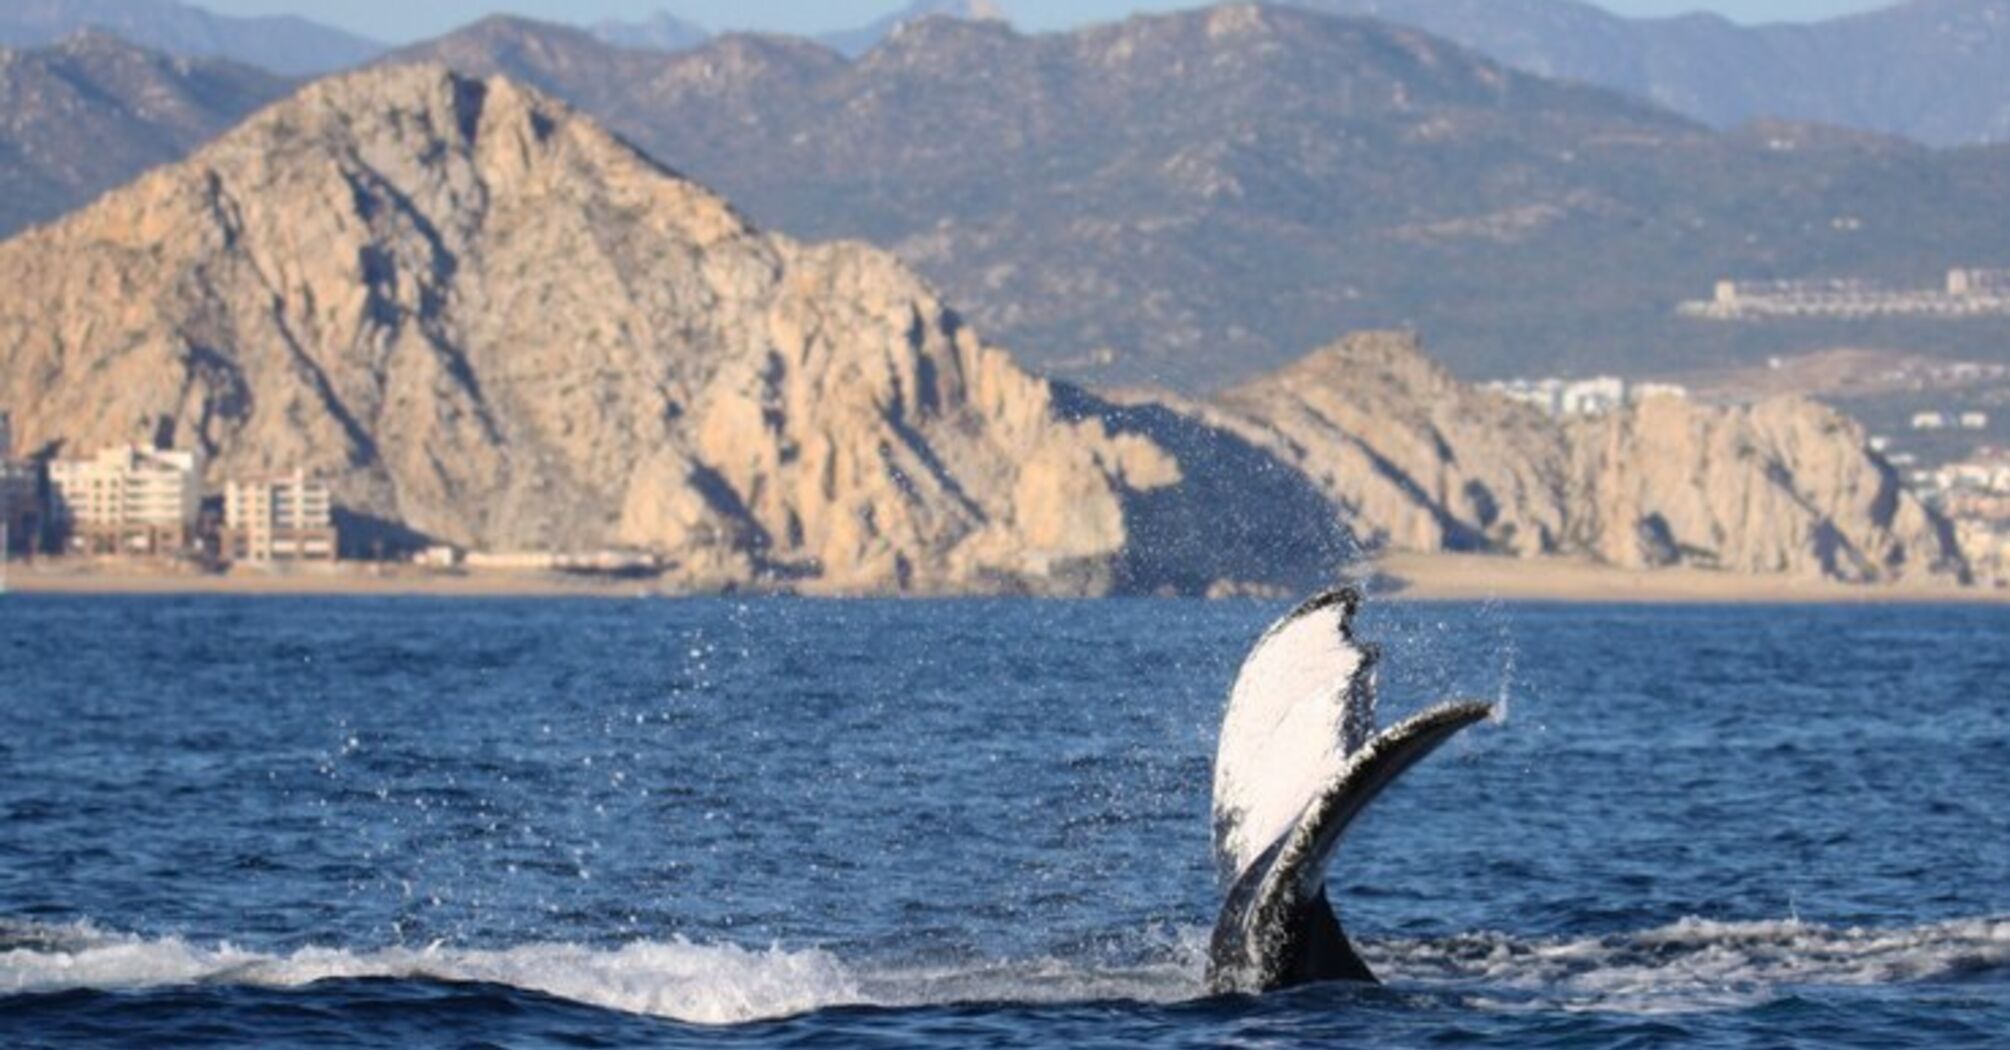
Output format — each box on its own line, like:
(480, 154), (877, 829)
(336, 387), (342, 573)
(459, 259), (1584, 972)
(1205, 587), (1493, 995)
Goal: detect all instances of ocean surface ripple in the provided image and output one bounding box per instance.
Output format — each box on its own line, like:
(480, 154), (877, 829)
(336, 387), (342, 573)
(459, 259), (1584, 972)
(1, 597), (2006, 1047)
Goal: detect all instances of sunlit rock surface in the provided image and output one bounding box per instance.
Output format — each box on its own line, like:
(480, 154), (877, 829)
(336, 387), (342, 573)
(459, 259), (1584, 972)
(0, 65), (1349, 594)
(1221, 332), (1967, 584)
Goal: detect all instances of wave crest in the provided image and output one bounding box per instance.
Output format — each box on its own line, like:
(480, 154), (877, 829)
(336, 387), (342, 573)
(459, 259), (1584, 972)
(4, 916), (2005, 1025)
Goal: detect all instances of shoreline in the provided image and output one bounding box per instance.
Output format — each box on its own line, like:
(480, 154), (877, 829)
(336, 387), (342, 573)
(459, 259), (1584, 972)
(1373, 552), (2008, 605)
(2, 554), (2005, 604)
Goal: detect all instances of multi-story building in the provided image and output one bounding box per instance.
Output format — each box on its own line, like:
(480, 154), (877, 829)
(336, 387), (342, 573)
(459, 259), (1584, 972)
(1485, 376), (1652, 419)
(221, 471), (337, 563)
(48, 445), (202, 556)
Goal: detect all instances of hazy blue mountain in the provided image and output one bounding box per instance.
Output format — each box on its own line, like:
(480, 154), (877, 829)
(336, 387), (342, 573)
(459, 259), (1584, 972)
(1293, 0), (2010, 145)
(819, 0), (1009, 57)
(0, 0), (380, 75)
(0, 31), (290, 236)
(390, 6), (2010, 388)
(588, 11), (710, 53)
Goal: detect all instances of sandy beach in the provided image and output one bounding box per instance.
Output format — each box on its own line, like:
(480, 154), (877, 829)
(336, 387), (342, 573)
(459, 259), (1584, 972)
(1, 562), (652, 599)
(1374, 551), (2009, 604)
(3, 555), (2004, 603)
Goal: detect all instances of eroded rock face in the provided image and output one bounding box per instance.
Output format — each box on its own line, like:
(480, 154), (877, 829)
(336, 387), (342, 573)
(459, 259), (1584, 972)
(1219, 332), (1570, 557)
(0, 65), (1344, 594)
(1565, 395), (1961, 582)
(1223, 332), (1968, 584)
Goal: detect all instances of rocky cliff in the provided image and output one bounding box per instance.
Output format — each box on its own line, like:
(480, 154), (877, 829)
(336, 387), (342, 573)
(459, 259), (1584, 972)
(1223, 332), (1968, 584)
(0, 64), (1348, 595)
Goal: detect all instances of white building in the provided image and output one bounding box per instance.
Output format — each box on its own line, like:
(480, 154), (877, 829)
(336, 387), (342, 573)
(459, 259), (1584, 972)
(1560, 377), (1628, 417)
(1486, 376), (1639, 419)
(48, 445), (202, 556)
(1912, 412), (1949, 431)
(1960, 412), (1990, 431)
(1631, 382), (1690, 404)
(222, 471), (336, 562)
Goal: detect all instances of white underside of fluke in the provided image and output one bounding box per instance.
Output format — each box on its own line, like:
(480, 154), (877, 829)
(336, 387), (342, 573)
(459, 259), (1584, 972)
(1210, 591), (1376, 881)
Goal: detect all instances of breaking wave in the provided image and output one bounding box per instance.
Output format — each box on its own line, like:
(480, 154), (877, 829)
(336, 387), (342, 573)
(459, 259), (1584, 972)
(3, 916), (2005, 1026)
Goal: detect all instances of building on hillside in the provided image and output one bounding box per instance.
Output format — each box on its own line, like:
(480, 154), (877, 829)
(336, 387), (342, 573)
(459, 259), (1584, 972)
(1912, 412), (1948, 431)
(221, 471), (337, 563)
(1686, 269), (2010, 319)
(1631, 382), (1690, 403)
(1947, 268), (2010, 297)
(48, 445), (203, 556)
(1486, 376), (1641, 419)
(1960, 412), (1990, 431)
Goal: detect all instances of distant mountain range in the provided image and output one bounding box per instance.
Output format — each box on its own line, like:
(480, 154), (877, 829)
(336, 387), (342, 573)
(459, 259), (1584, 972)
(392, 6), (2010, 388)
(0, 31), (290, 236)
(587, 0), (2010, 147)
(588, 11), (709, 53)
(7, 2), (2010, 388)
(0, 0), (381, 74)
(817, 0), (1009, 57)
(1294, 0), (2010, 147)
(12, 0), (2010, 146)
(590, 1), (1011, 57)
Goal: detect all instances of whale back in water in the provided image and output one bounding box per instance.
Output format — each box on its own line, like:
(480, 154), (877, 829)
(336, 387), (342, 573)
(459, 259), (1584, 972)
(1206, 588), (1492, 995)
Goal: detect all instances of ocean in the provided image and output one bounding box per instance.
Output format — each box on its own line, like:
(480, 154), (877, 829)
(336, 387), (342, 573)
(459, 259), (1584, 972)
(1, 596), (2005, 1047)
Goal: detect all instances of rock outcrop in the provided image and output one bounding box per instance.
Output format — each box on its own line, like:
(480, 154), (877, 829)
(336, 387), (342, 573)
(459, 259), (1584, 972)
(0, 65), (1349, 595)
(1223, 332), (1968, 584)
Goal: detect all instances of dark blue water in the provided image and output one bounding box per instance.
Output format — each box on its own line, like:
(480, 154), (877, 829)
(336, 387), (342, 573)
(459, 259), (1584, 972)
(1, 597), (2006, 1047)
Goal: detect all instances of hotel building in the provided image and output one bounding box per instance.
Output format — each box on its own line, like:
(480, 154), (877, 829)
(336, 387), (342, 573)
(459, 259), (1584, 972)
(222, 471), (337, 563)
(48, 445), (203, 556)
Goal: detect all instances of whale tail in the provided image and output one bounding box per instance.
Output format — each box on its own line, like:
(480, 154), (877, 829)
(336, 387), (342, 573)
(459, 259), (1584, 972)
(1205, 588), (1492, 995)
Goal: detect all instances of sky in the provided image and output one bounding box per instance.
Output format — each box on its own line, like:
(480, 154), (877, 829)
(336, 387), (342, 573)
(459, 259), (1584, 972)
(193, 0), (1897, 44)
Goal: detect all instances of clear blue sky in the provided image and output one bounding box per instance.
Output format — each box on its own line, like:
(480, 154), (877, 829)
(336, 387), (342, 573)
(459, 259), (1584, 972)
(197, 0), (1895, 44)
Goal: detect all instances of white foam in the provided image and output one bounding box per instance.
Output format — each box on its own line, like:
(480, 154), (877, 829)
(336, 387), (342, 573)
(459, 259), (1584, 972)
(1371, 915), (2010, 1014)
(3, 915), (2003, 1024)
(0, 922), (862, 1026)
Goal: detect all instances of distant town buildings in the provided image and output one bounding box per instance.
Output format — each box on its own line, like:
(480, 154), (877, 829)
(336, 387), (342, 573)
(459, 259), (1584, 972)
(48, 445), (203, 556)
(3, 433), (350, 564)
(222, 471), (336, 563)
(1910, 410), (1991, 432)
(1484, 376), (1688, 419)
(1682, 267), (2010, 320)
(461, 549), (665, 575)
(1906, 447), (2010, 584)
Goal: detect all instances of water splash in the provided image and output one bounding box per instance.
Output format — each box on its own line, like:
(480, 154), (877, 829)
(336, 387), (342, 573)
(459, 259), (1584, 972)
(7, 916), (2003, 1026)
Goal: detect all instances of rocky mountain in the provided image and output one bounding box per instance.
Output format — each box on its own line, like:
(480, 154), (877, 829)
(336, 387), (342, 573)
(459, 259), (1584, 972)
(1295, 0), (2010, 147)
(0, 0), (381, 75)
(0, 64), (1348, 596)
(0, 59), (1975, 589)
(819, 0), (1010, 57)
(589, 11), (710, 53)
(1218, 332), (1967, 583)
(390, 5), (2010, 390)
(0, 31), (290, 237)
